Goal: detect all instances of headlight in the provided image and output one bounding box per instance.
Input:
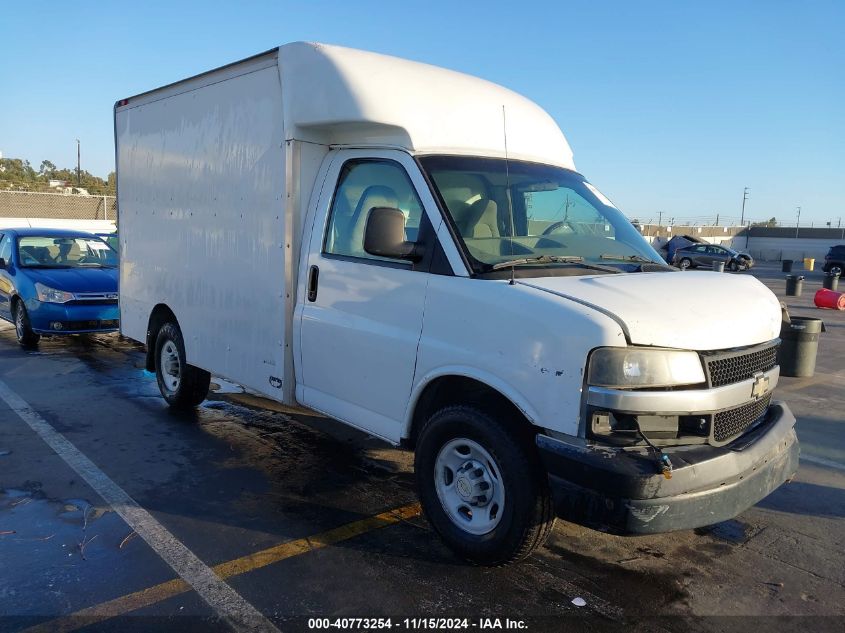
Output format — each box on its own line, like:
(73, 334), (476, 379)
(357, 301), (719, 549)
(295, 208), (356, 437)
(588, 347), (705, 388)
(35, 282), (75, 304)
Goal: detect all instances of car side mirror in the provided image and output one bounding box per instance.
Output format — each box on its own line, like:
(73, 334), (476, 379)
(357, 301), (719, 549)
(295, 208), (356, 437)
(363, 207), (424, 262)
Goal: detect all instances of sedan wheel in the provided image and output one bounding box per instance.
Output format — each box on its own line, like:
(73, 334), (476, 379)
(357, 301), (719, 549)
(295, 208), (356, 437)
(14, 301), (40, 347)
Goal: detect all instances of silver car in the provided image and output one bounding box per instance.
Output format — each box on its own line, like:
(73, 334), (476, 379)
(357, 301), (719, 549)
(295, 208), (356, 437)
(673, 244), (754, 271)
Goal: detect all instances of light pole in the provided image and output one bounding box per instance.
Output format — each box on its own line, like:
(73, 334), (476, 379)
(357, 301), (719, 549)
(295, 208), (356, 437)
(795, 206), (801, 238)
(76, 139), (81, 187)
(741, 187), (749, 226)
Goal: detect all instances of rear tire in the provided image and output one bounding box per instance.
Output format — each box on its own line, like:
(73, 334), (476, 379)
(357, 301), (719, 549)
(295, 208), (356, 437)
(415, 405), (555, 566)
(154, 322), (210, 409)
(14, 300), (40, 348)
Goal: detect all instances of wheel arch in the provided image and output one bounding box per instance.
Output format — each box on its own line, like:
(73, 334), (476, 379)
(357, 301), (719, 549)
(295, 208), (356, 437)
(403, 369), (540, 449)
(145, 304), (179, 371)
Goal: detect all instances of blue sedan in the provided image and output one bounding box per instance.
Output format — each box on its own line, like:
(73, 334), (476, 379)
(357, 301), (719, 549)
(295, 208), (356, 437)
(0, 228), (119, 347)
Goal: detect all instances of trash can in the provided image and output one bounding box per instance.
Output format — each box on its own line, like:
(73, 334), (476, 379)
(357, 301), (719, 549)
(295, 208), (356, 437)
(777, 316), (824, 377)
(823, 272), (840, 291)
(713, 261), (725, 273)
(785, 275), (804, 297)
(803, 257), (815, 271)
(814, 288), (845, 310)
(781, 259), (793, 272)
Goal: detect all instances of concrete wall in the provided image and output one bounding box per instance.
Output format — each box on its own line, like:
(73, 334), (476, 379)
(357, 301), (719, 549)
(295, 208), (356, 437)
(639, 225), (843, 263)
(725, 236), (840, 263)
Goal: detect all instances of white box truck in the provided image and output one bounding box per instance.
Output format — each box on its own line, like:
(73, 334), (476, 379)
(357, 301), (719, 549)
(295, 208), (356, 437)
(115, 42), (798, 565)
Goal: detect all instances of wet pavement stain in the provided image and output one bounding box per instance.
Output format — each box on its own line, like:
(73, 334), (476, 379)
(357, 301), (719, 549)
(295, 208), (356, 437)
(694, 519), (761, 545)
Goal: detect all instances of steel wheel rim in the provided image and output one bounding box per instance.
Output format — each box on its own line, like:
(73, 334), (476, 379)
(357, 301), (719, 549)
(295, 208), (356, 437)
(434, 437), (505, 535)
(160, 340), (181, 393)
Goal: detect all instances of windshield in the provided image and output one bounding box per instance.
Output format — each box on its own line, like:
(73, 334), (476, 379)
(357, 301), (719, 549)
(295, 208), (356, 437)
(419, 156), (663, 273)
(17, 236), (117, 268)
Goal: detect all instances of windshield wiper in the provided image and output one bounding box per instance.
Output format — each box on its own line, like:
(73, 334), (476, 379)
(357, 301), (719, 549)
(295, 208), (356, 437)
(21, 264), (72, 269)
(600, 253), (676, 271)
(599, 253), (658, 263)
(492, 255), (622, 274)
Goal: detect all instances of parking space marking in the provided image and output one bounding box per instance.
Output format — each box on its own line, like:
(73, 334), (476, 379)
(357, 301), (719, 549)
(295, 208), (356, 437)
(0, 378), (280, 633)
(800, 454), (845, 472)
(23, 503), (422, 633)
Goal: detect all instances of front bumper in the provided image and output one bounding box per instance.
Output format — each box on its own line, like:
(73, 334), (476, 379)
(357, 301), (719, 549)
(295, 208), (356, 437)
(537, 401), (798, 534)
(26, 299), (119, 334)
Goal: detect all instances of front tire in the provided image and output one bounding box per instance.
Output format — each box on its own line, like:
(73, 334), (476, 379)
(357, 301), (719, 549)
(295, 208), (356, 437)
(154, 322), (210, 409)
(679, 257), (692, 270)
(415, 405), (555, 566)
(14, 300), (40, 348)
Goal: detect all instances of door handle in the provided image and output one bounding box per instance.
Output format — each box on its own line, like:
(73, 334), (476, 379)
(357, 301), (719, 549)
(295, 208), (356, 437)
(307, 265), (319, 302)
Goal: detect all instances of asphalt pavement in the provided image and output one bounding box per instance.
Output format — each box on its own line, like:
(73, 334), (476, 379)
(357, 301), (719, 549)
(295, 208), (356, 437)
(0, 261), (843, 633)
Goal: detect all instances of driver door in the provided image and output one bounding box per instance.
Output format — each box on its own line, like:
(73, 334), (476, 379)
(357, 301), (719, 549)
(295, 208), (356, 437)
(296, 149), (439, 443)
(0, 234), (13, 320)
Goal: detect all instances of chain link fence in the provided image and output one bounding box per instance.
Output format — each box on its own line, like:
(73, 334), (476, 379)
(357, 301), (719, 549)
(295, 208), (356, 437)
(0, 190), (116, 221)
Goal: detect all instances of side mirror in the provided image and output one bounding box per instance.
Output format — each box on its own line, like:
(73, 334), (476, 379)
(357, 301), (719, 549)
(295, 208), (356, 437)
(363, 207), (424, 262)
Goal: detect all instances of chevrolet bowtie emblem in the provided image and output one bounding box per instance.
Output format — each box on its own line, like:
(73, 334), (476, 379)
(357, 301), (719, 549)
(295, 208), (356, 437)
(751, 373), (770, 399)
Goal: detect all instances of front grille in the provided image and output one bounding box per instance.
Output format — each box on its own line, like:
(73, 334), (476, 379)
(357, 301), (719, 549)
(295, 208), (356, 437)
(705, 343), (778, 387)
(713, 394), (772, 443)
(67, 299), (118, 306)
(60, 319), (119, 331)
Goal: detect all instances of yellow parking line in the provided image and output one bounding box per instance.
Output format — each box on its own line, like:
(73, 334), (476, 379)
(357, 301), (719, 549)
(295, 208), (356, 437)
(214, 503), (421, 579)
(24, 503), (422, 633)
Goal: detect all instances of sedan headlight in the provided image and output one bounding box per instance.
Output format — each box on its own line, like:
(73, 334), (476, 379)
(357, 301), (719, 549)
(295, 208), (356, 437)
(588, 347), (705, 388)
(35, 282), (75, 304)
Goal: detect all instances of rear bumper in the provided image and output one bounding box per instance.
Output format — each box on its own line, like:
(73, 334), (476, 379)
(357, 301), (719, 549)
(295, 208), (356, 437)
(537, 402), (798, 534)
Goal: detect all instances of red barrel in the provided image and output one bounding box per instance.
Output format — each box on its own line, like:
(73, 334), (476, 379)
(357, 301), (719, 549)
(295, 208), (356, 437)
(814, 288), (845, 310)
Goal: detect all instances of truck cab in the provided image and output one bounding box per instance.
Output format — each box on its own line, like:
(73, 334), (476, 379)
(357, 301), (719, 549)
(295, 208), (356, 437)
(115, 42), (798, 566)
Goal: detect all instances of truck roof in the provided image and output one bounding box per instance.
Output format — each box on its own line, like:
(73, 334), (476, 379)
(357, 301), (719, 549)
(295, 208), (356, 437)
(115, 42), (575, 170)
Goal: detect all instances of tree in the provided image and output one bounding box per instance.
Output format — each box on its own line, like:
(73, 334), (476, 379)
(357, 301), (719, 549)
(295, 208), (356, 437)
(751, 217), (778, 227)
(1, 155), (115, 195)
(39, 160), (57, 176)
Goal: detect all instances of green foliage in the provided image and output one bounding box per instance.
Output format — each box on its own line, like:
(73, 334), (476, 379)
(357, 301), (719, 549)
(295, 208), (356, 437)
(0, 156), (115, 196)
(751, 217), (778, 227)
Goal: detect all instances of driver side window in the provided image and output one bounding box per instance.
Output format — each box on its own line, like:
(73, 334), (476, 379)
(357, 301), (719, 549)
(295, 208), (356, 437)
(0, 235), (12, 264)
(324, 160), (424, 262)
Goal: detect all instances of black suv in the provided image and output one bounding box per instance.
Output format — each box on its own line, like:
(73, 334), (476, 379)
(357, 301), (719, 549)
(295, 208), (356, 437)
(824, 244), (845, 273)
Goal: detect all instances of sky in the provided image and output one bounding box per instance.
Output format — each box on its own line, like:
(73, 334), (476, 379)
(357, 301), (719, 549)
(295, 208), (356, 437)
(1, 1), (842, 226)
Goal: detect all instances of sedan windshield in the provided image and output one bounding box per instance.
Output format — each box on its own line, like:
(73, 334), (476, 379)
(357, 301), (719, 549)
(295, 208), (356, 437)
(17, 236), (117, 268)
(419, 156), (663, 274)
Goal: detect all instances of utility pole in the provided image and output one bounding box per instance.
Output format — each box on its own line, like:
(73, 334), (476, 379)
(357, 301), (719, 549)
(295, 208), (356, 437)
(740, 187), (749, 226)
(657, 210), (664, 226)
(795, 206), (801, 238)
(76, 139), (81, 187)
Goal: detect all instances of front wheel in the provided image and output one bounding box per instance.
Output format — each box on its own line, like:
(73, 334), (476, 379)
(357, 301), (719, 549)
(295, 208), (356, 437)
(415, 405), (555, 566)
(679, 257), (692, 270)
(154, 322), (210, 409)
(14, 300), (40, 348)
